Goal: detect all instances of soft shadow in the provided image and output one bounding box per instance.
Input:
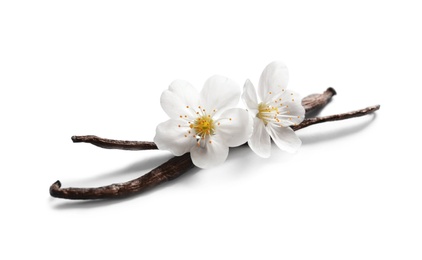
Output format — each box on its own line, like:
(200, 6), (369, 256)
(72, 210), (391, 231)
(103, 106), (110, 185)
(50, 196), (128, 209)
(225, 145), (258, 173)
(51, 167), (201, 210)
(227, 142), (299, 175)
(300, 114), (377, 145)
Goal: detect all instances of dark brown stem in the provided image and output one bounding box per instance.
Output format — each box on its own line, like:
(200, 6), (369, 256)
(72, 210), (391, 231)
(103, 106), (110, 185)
(50, 153), (193, 199)
(291, 105), (380, 131)
(71, 135), (157, 150)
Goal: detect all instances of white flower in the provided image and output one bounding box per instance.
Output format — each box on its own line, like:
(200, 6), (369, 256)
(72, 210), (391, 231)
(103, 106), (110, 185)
(242, 61), (305, 158)
(154, 75), (253, 169)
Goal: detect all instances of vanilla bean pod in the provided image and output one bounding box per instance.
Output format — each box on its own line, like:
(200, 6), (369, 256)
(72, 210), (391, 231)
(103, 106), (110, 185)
(50, 88), (379, 200)
(71, 135), (157, 150)
(291, 105), (380, 131)
(50, 153), (193, 199)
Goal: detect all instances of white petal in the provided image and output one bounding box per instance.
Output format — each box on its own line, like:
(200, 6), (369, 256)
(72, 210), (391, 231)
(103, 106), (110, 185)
(169, 80), (200, 108)
(154, 119), (196, 156)
(271, 90), (305, 127)
(258, 61), (289, 103)
(267, 125), (301, 153)
(248, 118), (271, 158)
(190, 136), (229, 169)
(215, 108), (253, 147)
(199, 75), (241, 113)
(160, 80), (199, 119)
(242, 79), (259, 112)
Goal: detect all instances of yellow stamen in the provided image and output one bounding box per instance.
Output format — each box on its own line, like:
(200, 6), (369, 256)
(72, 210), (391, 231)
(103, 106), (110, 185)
(192, 115), (215, 138)
(257, 102), (279, 125)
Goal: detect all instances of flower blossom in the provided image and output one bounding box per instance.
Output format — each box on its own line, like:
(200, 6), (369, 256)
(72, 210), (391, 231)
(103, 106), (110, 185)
(242, 61), (305, 158)
(154, 75), (253, 169)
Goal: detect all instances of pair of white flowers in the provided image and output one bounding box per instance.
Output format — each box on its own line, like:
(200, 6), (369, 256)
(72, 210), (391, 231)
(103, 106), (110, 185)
(154, 61), (305, 169)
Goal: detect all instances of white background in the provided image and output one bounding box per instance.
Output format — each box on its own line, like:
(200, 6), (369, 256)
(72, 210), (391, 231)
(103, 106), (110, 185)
(1, 1), (421, 259)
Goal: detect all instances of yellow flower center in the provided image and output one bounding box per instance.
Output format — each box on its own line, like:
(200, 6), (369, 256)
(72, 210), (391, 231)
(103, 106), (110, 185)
(191, 115), (215, 138)
(257, 102), (279, 125)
